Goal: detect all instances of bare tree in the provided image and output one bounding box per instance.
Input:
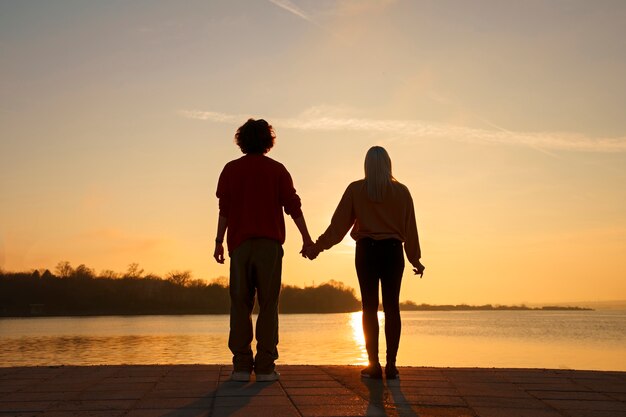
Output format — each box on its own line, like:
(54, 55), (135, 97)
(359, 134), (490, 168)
(166, 270), (192, 287)
(188, 278), (208, 288)
(55, 261), (74, 278)
(100, 269), (119, 279)
(211, 276), (228, 287)
(125, 263), (144, 279)
(73, 264), (95, 279)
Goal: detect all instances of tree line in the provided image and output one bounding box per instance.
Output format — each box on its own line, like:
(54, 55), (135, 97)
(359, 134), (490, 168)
(0, 262), (590, 316)
(0, 262), (361, 316)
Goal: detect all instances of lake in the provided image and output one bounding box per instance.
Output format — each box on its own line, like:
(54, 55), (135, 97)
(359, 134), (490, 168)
(1, 310), (624, 371)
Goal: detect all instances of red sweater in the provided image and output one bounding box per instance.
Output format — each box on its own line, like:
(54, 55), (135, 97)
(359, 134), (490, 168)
(216, 154), (303, 253)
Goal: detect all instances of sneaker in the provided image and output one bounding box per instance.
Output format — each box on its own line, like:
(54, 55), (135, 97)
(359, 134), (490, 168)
(255, 371), (280, 382)
(230, 371), (251, 382)
(360, 363), (382, 379)
(385, 363), (399, 380)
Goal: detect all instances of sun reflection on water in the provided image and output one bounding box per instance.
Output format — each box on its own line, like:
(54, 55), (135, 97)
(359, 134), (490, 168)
(349, 311), (385, 365)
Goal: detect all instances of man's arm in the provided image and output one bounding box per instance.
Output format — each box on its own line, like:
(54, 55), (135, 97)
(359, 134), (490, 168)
(293, 215), (314, 257)
(214, 215), (227, 264)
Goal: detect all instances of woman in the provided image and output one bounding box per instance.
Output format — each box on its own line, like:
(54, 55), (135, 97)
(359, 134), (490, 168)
(305, 146), (424, 379)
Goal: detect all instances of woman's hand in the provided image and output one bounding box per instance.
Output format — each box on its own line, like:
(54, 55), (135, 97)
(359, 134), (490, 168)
(413, 261), (425, 278)
(301, 242), (321, 260)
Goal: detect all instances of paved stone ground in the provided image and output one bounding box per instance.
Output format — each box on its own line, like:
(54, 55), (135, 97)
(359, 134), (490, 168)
(0, 365), (625, 417)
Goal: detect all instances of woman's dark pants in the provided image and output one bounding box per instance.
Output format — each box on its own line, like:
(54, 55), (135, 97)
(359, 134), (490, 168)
(355, 238), (404, 365)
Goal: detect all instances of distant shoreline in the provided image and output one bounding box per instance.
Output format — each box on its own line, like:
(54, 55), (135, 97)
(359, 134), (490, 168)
(399, 302), (593, 312)
(0, 304), (593, 318)
(0, 267), (598, 317)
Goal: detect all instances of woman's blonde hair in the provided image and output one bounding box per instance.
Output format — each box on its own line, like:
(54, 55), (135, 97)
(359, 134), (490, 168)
(364, 146), (395, 202)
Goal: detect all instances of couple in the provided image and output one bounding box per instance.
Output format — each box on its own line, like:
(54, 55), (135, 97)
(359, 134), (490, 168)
(214, 118), (424, 382)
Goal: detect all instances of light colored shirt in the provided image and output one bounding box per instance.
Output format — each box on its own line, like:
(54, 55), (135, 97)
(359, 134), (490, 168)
(316, 179), (421, 267)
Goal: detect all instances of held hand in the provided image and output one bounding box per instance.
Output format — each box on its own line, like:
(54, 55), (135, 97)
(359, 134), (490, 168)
(413, 261), (425, 278)
(300, 239), (312, 257)
(300, 241), (316, 260)
(214, 243), (225, 264)
(302, 243), (321, 260)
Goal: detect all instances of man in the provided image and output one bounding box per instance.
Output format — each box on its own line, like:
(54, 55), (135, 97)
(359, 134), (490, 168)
(214, 118), (313, 382)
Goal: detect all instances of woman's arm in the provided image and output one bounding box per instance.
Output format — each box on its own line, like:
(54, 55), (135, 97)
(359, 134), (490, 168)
(404, 191), (424, 276)
(314, 185), (356, 253)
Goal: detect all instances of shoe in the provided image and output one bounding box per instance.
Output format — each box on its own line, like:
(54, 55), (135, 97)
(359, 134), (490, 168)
(360, 363), (382, 379)
(255, 371), (280, 382)
(230, 371), (251, 382)
(385, 363), (399, 380)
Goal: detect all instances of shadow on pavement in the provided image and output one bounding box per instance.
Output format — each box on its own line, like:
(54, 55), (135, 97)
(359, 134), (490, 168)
(363, 378), (420, 417)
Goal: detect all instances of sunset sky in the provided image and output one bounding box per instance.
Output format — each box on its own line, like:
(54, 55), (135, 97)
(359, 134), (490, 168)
(1, 0), (625, 305)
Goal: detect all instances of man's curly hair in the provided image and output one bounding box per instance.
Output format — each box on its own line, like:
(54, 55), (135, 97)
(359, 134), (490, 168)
(235, 118), (276, 154)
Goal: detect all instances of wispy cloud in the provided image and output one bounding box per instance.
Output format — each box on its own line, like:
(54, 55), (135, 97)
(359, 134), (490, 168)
(268, 0), (314, 23)
(181, 110), (239, 124)
(179, 108), (626, 153)
(267, 0), (335, 34)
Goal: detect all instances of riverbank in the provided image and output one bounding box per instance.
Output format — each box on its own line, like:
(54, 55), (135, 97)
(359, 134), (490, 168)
(0, 270), (597, 316)
(0, 305), (594, 318)
(1, 365), (624, 416)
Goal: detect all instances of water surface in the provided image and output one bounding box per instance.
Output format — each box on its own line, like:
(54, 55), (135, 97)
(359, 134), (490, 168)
(1, 311), (624, 370)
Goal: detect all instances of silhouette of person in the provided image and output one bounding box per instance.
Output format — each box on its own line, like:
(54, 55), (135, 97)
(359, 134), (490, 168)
(214, 118), (314, 382)
(304, 146), (425, 380)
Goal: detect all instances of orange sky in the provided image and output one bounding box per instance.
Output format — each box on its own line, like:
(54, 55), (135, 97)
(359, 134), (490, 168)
(1, 1), (625, 305)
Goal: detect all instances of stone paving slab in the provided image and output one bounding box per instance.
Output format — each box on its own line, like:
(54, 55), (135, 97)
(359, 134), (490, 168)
(0, 365), (624, 417)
